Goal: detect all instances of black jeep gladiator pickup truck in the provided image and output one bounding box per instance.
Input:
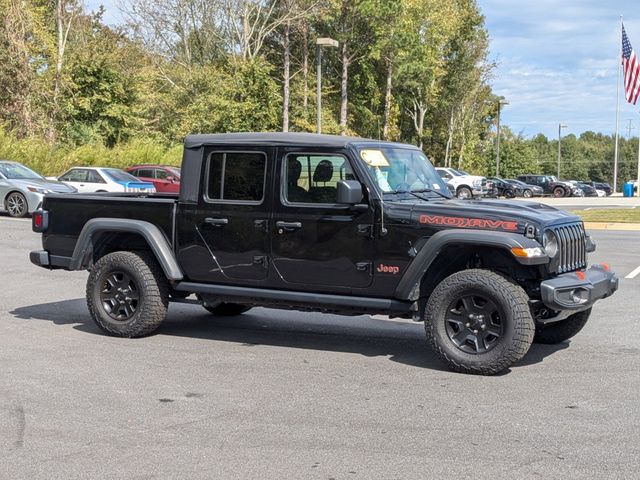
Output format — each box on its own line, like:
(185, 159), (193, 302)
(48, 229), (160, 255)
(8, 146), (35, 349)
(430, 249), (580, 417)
(30, 133), (618, 375)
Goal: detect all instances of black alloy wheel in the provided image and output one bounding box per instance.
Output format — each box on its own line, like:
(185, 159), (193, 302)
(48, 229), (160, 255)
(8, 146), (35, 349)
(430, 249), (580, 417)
(100, 271), (139, 321)
(445, 292), (504, 354)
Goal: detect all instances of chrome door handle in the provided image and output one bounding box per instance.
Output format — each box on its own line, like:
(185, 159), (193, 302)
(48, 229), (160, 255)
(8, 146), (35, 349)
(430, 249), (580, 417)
(276, 221), (302, 232)
(204, 217), (228, 227)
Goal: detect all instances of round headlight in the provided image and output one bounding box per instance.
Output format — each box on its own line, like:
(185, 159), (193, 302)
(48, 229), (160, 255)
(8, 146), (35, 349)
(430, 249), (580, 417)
(543, 230), (559, 258)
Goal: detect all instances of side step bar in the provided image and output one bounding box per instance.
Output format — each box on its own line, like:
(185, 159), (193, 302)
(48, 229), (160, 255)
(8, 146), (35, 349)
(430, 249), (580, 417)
(173, 282), (416, 316)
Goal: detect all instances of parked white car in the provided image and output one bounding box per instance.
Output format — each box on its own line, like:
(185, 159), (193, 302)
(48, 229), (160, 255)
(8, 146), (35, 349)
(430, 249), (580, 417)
(57, 167), (156, 194)
(435, 167), (488, 199)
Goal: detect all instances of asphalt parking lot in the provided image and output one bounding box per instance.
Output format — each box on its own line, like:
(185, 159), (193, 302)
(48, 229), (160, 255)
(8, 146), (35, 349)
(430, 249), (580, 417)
(1, 215), (639, 479)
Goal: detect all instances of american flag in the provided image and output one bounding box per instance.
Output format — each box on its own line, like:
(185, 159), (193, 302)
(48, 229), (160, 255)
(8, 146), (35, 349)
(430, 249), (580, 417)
(622, 23), (640, 104)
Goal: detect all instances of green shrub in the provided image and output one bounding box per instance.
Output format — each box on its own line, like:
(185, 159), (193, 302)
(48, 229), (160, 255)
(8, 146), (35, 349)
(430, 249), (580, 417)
(0, 129), (181, 176)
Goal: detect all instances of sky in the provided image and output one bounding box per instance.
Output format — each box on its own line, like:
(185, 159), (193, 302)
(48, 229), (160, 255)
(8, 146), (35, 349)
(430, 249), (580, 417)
(86, 0), (640, 139)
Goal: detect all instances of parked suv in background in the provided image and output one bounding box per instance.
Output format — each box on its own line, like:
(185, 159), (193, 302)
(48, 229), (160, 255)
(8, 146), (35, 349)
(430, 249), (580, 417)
(436, 167), (488, 199)
(126, 165), (181, 193)
(517, 175), (572, 197)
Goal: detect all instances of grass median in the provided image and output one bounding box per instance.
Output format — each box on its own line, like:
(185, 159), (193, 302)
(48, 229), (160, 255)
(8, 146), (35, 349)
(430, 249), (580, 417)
(570, 208), (640, 223)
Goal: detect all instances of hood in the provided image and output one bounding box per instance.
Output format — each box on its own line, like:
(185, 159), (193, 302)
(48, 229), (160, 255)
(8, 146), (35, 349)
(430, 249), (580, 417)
(393, 198), (581, 235)
(9, 178), (76, 193)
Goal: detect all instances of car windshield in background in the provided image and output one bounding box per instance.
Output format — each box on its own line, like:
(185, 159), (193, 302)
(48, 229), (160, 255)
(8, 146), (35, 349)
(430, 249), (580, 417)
(167, 167), (181, 176)
(0, 163), (43, 180)
(359, 147), (450, 197)
(104, 169), (140, 183)
(457, 169), (470, 175)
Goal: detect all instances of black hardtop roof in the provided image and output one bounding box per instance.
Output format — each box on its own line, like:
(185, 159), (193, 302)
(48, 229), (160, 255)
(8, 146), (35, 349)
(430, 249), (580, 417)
(184, 132), (418, 150)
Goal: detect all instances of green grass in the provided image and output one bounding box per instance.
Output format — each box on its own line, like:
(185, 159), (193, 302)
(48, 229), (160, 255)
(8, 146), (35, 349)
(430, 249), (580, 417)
(570, 209), (640, 223)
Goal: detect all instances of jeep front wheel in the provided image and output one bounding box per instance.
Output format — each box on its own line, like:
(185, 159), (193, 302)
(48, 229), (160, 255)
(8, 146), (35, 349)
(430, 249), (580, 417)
(534, 308), (591, 344)
(86, 251), (169, 337)
(424, 269), (534, 375)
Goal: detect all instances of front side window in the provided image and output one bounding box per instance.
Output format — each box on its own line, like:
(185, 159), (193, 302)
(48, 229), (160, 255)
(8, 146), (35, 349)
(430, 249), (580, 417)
(359, 147), (449, 198)
(60, 169), (88, 182)
(87, 170), (106, 183)
(207, 152), (266, 203)
(284, 154), (354, 204)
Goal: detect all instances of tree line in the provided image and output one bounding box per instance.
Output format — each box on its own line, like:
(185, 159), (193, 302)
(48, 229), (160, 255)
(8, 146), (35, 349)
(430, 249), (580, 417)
(0, 0), (632, 186)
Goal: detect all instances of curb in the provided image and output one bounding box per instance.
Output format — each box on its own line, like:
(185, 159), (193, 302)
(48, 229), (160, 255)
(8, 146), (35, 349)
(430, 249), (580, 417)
(583, 222), (640, 231)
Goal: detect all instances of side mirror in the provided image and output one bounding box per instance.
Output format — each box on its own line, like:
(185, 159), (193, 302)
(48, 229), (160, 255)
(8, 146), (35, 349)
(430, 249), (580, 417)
(336, 180), (363, 205)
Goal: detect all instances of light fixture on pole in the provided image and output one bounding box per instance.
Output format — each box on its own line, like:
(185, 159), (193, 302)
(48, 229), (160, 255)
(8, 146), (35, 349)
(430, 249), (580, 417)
(557, 124), (568, 178)
(495, 98), (509, 177)
(316, 37), (339, 134)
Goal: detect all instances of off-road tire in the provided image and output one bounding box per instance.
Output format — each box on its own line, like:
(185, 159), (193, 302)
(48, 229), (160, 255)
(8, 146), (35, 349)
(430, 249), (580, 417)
(424, 269), (535, 375)
(505, 189), (516, 199)
(203, 302), (252, 316)
(534, 308), (591, 344)
(86, 251), (169, 337)
(456, 186), (473, 199)
(523, 189), (533, 198)
(553, 186), (566, 198)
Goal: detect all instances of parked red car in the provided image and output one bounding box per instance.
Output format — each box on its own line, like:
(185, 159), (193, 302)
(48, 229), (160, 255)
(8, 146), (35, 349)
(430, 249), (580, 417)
(126, 165), (181, 193)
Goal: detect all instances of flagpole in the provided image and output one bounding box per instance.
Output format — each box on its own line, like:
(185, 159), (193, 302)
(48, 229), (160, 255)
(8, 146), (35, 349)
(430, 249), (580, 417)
(637, 112), (640, 197)
(614, 15), (622, 193)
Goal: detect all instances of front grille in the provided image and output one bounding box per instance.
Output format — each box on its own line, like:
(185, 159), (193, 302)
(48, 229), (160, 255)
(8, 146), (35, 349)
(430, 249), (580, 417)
(550, 223), (587, 273)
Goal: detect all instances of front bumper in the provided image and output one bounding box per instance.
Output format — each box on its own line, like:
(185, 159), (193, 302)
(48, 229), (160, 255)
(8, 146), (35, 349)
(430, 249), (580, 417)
(540, 264), (618, 311)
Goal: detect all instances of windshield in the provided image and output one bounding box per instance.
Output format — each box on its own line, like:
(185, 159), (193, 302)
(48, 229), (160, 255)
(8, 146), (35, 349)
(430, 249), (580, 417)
(358, 147), (450, 197)
(549, 176), (558, 182)
(103, 169), (140, 183)
(0, 162), (43, 180)
(167, 167), (181, 177)
(457, 169), (470, 176)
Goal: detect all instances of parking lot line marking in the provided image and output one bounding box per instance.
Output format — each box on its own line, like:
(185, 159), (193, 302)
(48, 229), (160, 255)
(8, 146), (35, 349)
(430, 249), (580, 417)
(625, 265), (640, 279)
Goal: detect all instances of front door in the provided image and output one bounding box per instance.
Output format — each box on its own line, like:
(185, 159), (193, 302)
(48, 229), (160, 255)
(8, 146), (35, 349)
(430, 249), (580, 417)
(271, 150), (374, 289)
(178, 149), (271, 283)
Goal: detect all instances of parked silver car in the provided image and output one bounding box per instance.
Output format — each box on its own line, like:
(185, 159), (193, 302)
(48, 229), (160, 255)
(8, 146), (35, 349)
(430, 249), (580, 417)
(0, 161), (77, 217)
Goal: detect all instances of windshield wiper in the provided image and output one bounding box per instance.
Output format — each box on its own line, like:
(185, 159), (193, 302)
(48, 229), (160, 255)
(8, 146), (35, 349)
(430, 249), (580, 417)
(411, 188), (452, 200)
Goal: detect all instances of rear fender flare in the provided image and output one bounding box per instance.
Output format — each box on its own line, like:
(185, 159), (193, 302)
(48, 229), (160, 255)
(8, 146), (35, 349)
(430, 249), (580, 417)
(69, 218), (183, 280)
(394, 229), (547, 300)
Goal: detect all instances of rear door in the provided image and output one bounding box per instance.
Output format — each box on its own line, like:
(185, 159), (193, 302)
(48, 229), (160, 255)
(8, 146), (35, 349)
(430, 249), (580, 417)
(178, 148), (272, 283)
(271, 149), (374, 289)
(59, 169), (92, 193)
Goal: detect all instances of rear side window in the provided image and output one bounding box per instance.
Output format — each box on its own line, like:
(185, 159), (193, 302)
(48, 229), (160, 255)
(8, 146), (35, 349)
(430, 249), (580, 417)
(207, 152), (266, 203)
(87, 170), (106, 183)
(134, 168), (154, 178)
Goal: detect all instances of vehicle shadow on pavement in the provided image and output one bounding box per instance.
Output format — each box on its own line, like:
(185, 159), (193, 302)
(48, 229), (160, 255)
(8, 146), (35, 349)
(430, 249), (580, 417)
(10, 299), (569, 374)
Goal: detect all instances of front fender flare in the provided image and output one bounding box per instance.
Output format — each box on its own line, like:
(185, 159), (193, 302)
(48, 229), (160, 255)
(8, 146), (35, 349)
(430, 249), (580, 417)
(69, 218), (183, 280)
(394, 229), (547, 300)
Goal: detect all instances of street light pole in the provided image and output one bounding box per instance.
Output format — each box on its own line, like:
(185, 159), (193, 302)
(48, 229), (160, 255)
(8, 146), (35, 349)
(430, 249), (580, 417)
(557, 123), (567, 178)
(495, 98), (508, 176)
(315, 37), (339, 134)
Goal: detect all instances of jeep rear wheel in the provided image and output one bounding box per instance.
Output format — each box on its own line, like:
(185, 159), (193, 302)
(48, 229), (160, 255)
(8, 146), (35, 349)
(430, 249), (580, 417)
(534, 308), (591, 344)
(424, 269), (534, 375)
(86, 251), (169, 337)
(456, 186), (473, 199)
(203, 302), (252, 316)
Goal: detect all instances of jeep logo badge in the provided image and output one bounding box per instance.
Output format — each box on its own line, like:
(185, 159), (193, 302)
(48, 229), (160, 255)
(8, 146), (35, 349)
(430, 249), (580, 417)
(377, 264), (400, 274)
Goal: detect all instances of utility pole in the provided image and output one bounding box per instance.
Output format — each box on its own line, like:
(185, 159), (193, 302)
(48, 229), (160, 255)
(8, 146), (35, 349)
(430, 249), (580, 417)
(495, 98), (509, 176)
(557, 123), (567, 178)
(315, 37), (339, 134)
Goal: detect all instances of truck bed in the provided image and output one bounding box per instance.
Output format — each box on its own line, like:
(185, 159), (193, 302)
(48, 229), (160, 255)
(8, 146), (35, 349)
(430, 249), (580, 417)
(40, 193), (178, 258)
